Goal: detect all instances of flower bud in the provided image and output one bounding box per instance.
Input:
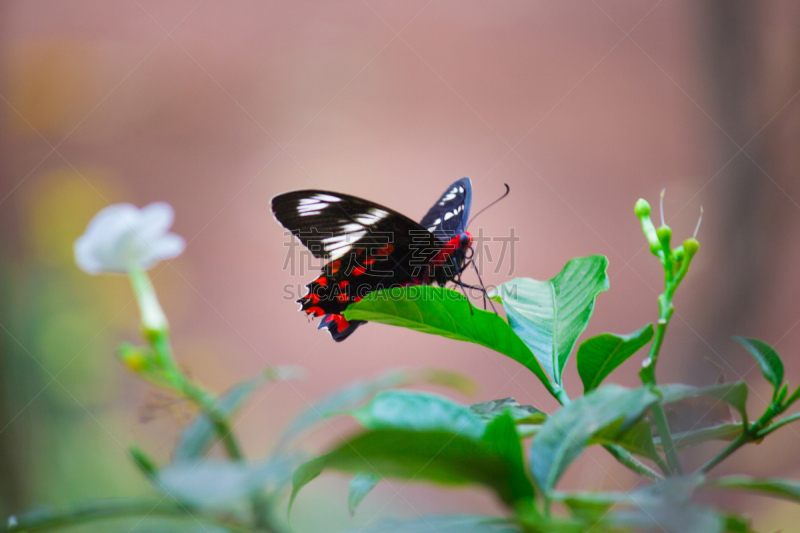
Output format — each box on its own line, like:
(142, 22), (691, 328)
(656, 225), (672, 251)
(683, 238), (700, 258)
(118, 343), (151, 373)
(634, 198), (651, 218)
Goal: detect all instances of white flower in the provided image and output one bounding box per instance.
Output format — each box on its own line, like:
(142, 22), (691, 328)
(75, 202), (186, 275)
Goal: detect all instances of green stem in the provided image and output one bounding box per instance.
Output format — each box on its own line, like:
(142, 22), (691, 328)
(651, 403), (682, 475)
(698, 404), (788, 474)
(6, 499), (252, 533)
(756, 412), (800, 439)
(179, 378), (244, 460)
(698, 432), (747, 474)
(127, 270), (274, 529)
(602, 444), (663, 481)
(639, 293), (683, 476)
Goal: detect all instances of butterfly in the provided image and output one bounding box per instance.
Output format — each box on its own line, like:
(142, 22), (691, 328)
(272, 178), (482, 341)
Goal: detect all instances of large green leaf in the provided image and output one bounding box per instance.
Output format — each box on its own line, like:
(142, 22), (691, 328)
(348, 390), (487, 440)
(657, 423), (741, 451)
(348, 472), (381, 517)
(577, 325), (654, 393)
(174, 367), (298, 462)
(658, 382), (749, 425)
(605, 476), (725, 533)
(469, 398), (546, 425)
(491, 256), (610, 385)
(290, 414), (534, 513)
(529, 385), (659, 492)
(344, 286), (552, 390)
(733, 337), (784, 399)
(157, 456), (296, 508)
(276, 368), (475, 449)
(706, 476), (800, 503)
(345, 515), (521, 533)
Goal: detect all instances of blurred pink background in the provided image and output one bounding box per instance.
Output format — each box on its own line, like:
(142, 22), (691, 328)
(2, 1), (800, 531)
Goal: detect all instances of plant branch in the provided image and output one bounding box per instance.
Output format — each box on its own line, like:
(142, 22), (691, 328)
(602, 444), (663, 481)
(6, 499), (253, 533)
(756, 412), (800, 439)
(699, 401), (792, 474)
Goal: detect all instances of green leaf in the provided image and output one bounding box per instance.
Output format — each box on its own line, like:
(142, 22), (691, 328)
(491, 256), (610, 385)
(345, 515), (521, 533)
(733, 337), (784, 399)
(658, 382), (748, 425)
(555, 491), (623, 520)
(657, 423), (741, 451)
(529, 385), (660, 492)
(609, 504), (722, 533)
(706, 476), (800, 503)
(290, 414), (534, 514)
(348, 472), (381, 517)
(469, 398), (546, 425)
(577, 325), (654, 393)
(157, 457), (296, 508)
(349, 390), (487, 440)
(606, 476), (723, 533)
(277, 368), (476, 449)
(344, 286), (552, 390)
(174, 381), (259, 462)
(130, 445), (158, 478)
(722, 514), (757, 533)
(173, 367), (299, 462)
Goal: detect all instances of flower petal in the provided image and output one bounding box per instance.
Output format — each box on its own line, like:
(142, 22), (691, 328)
(136, 202), (175, 241)
(74, 201), (185, 274)
(139, 233), (186, 269)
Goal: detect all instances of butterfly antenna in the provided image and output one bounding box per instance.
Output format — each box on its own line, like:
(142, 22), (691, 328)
(466, 183), (510, 230)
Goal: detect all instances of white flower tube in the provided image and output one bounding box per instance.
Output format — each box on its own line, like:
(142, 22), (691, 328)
(75, 202), (185, 332)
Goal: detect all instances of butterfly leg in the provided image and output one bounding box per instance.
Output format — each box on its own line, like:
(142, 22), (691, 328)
(469, 261), (499, 315)
(454, 272), (475, 315)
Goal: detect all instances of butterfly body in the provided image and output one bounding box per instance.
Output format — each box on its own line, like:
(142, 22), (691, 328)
(271, 178), (473, 341)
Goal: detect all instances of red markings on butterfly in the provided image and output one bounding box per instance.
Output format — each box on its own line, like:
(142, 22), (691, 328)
(375, 244), (394, 255)
(352, 266), (366, 276)
(324, 314), (350, 332)
(314, 276), (327, 286)
(302, 293), (320, 304)
(329, 260), (341, 274)
(306, 306), (325, 317)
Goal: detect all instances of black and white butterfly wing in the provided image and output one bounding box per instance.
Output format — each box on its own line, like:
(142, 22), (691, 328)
(419, 177), (472, 239)
(271, 190), (437, 261)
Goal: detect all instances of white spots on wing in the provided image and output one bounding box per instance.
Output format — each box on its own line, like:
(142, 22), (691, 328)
(355, 208), (389, 225)
(314, 194), (341, 202)
(459, 186), (465, 193)
(322, 230), (367, 260)
(296, 194), (341, 217)
(428, 226), (437, 232)
(442, 204), (465, 221)
(341, 223), (363, 232)
(438, 186), (460, 206)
